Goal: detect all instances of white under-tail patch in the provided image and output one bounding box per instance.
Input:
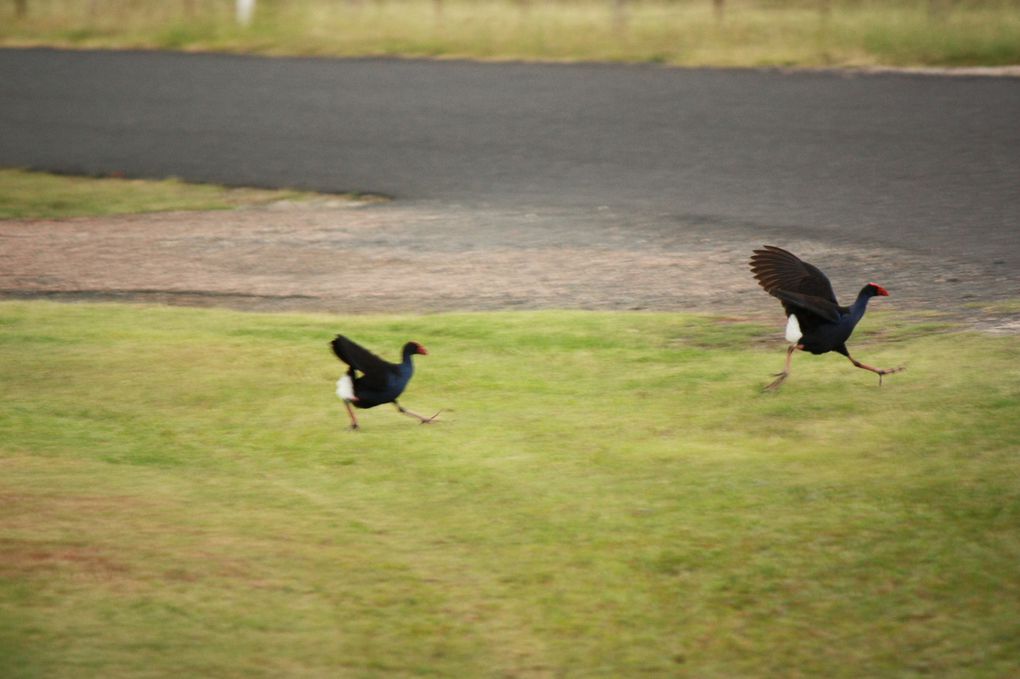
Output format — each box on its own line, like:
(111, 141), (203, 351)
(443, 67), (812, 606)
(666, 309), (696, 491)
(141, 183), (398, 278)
(336, 374), (355, 402)
(785, 314), (803, 343)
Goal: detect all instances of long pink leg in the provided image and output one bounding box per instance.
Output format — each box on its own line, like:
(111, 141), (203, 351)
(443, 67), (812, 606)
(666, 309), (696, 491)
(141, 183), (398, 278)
(764, 344), (799, 391)
(846, 354), (905, 386)
(394, 401), (441, 424)
(344, 401), (360, 430)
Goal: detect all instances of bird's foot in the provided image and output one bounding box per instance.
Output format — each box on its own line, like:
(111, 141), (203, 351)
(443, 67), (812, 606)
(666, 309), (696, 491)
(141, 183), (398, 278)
(876, 366), (906, 386)
(348, 423), (360, 431)
(764, 371), (789, 391)
(419, 411), (442, 425)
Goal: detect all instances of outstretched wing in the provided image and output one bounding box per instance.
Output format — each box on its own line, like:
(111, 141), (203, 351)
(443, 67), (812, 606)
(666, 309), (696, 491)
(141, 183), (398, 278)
(750, 245), (843, 322)
(330, 335), (393, 389)
(771, 289), (842, 323)
(750, 246), (838, 302)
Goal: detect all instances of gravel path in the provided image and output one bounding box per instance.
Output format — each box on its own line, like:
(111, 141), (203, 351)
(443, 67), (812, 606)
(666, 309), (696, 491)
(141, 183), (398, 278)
(2, 201), (1018, 333)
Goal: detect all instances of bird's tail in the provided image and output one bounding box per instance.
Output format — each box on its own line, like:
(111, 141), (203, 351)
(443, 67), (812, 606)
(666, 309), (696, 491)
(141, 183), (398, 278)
(336, 374), (355, 402)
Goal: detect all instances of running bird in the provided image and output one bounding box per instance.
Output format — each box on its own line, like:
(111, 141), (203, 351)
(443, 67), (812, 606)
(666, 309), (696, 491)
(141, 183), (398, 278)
(749, 245), (904, 391)
(330, 335), (440, 430)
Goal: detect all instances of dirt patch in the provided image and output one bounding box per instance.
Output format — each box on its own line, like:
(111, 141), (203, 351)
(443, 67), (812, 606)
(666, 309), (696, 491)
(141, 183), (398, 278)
(1, 201), (1017, 328)
(0, 537), (130, 579)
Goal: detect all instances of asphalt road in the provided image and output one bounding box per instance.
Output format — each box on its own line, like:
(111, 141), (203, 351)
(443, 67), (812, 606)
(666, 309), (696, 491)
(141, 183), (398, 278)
(2, 48), (1019, 299)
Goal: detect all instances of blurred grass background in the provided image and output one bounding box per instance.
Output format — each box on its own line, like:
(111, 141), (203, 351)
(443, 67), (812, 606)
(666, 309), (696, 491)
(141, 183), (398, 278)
(2, 0), (1019, 67)
(1, 302), (1019, 676)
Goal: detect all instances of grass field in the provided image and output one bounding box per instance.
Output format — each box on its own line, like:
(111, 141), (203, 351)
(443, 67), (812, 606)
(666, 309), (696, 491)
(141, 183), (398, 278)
(0, 168), (337, 220)
(2, 301), (1019, 677)
(2, 0), (1020, 67)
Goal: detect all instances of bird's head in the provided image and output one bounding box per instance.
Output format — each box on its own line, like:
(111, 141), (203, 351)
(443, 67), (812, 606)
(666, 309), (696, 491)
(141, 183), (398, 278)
(404, 341), (428, 356)
(864, 282), (890, 297)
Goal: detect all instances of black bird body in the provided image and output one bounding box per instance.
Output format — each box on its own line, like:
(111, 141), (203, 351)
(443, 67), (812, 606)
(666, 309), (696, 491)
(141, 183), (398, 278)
(330, 335), (438, 429)
(783, 287), (881, 357)
(331, 335), (419, 408)
(750, 245), (902, 389)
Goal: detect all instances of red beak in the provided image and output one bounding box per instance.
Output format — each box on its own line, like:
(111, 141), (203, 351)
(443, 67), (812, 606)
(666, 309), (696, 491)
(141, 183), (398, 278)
(417, 345), (429, 355)
(869, 283), (890, 296)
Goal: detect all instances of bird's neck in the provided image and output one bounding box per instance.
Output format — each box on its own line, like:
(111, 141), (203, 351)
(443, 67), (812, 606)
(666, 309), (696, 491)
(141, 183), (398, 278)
(400, 350), (416, 371)
(849, 290), (874, 322)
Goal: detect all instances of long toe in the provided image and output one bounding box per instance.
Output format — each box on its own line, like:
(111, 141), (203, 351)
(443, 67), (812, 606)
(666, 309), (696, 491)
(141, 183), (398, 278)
(764, 372), (789, 391)
(877, 365), (905, 386)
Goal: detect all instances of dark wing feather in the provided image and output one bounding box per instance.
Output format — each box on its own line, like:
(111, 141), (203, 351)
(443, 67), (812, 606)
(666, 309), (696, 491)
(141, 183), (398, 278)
(749, 245), (839, 304)
(331, 335), (394, 381)
(771, 289), (843, 323)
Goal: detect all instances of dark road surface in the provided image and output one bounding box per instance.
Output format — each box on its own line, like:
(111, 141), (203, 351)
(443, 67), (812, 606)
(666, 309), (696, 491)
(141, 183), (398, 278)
(1, 48), (1018, 310)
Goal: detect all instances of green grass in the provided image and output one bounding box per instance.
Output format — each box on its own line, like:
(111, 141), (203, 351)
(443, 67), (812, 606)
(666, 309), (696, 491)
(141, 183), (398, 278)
(3, 0), (1020, 68)
(0, 168), (329, 220)
(2, 301), (1019, 677)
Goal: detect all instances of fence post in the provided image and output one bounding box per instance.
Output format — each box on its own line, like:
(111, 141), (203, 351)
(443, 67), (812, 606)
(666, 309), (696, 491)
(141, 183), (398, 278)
(516, 0), (530, 25)
(237, 0), (255, 26)
(612, 0), (628, 36)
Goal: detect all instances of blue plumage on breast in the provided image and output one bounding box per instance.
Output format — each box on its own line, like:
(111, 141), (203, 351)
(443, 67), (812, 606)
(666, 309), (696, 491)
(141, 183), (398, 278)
(351, 365), (413, 409)
(795, 299), (868, 355)
(798, 315), (855, 354)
